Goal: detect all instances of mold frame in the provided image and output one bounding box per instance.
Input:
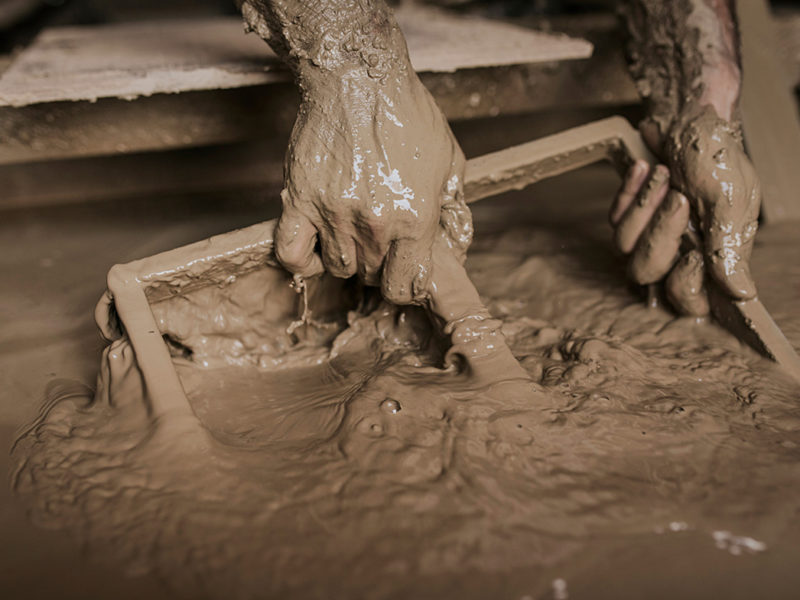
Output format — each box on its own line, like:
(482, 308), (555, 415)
(94, 116), (800, 424)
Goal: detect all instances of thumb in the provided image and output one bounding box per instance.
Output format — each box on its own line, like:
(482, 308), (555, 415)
(703, 207), (758, 300)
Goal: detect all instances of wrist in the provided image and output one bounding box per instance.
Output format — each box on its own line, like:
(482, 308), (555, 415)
(292, 18), (413, 96)
(298, 55), (417, 108)
(698, 59), (741, 122)
(669, 103), (742, 147)
(648, 88), (742, 159)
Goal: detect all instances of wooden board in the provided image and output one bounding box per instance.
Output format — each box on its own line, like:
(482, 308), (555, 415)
(0, 5), (592, 107)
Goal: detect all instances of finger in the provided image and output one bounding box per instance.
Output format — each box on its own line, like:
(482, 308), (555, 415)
(666, 249), (710, 317)
(639, 118), (663, 154)
(355, 239), (385, 287)
(318, 229), (357, 279)
(614, 164), (671, 254)
(610, 160), (650, 225)
(704, 215), (759, 300)
(381, 238), (433, 305)
(629, 190), (691, 285)
(273, 206), (324, 277)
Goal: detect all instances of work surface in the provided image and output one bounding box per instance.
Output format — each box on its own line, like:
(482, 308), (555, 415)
(2, 163), (800, 599)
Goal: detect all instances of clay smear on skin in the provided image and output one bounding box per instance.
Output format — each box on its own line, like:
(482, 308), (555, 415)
(12, 217), (800, 600)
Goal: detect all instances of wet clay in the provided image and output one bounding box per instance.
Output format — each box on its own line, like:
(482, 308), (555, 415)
(238, 0), (472, 306)
(620, 0), (758, 291)
(89, 116), (659, 430)
(8, 3), (800, 598)
(618, 2), (776, 375)
(620, 0), (741, 137)
(665, 106), (759, 295)
(11, 182), (800, 599)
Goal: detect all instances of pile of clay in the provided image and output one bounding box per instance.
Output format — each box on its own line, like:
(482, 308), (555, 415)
(11, 187), (800, 600)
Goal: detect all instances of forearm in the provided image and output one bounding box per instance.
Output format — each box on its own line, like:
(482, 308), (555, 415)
(237, 0), (412, 96)
(619, 0), (741, 136)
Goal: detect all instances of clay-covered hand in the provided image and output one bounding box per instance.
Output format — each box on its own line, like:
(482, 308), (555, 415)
(273, 71), (472, 306)
(609, 109), (760, 316)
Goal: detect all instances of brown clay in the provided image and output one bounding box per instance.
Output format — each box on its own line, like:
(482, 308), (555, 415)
(7, 3), (800, 597)
(11, 177), (800, 599)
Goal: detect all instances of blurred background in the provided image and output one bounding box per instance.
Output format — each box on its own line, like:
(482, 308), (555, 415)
(1, 0), (798, 211)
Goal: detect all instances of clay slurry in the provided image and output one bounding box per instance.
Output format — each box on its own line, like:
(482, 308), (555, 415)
(11, 200), (800, 599)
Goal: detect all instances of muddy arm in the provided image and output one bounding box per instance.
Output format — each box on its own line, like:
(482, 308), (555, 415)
(616, 0), (762, 325)
(235, 1), (469, 305)
(618, 0), (741, 138)
(235, 0), (408, 90)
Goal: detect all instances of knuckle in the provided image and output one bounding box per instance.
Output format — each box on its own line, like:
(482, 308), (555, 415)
(365, 213), (388, 234)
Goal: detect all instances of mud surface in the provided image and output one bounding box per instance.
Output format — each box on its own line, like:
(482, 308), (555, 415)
(10, 171), (800, 599)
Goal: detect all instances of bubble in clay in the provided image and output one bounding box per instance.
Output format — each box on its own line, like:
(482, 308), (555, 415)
(380, 398), (402, 414)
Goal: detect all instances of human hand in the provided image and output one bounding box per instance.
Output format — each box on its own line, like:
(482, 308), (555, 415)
(610, 108), (760, 316)
(273, 71), (472, 306)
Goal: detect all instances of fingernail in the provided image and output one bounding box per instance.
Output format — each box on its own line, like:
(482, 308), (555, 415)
(653, 164), (669, 183)
(664, 191), (686, 213)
